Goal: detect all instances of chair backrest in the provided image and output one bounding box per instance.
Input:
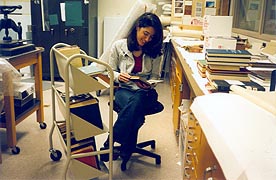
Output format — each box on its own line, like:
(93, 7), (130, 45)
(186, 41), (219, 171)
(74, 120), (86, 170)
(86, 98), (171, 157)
(270, 70), (276, 91)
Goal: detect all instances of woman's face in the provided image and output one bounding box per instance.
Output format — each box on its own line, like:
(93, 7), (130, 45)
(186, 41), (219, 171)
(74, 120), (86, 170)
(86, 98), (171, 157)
(136, 26), (155, 47)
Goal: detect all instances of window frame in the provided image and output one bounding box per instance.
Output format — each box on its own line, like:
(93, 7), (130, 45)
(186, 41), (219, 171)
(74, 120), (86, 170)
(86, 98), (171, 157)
(231, 0), (276, 41)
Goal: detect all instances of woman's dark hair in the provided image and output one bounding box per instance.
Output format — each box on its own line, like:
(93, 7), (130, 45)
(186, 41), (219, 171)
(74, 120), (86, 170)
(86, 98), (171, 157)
(127, 12), (163, 58)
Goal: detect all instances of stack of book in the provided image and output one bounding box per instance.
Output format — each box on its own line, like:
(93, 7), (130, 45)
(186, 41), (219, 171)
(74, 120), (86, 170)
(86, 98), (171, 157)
(248, 69), (273, 87)
(196, 59), (207, 78)
(210, 79), (266, 92)
(205, 49), (252, 82)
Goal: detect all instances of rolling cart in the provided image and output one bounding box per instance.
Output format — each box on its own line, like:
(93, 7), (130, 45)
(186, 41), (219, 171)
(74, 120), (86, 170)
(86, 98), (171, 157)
(48, 43), (114, 180)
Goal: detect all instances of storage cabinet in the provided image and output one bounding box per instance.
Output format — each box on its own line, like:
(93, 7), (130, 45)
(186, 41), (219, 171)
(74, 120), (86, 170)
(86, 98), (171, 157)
(48, 43), (114, 179)
(169, 45), (183, 135)
(170, 39), (226, 179)
(31, 0), (94, 80)
(181, 111), (225, 179)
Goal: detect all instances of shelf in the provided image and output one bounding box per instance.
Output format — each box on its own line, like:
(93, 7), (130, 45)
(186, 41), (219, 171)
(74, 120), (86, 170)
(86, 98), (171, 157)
(0, 99), (40, 127)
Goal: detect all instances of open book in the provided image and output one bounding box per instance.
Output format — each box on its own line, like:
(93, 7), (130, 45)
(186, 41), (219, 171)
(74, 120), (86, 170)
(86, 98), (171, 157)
(78, 64), (105, 76)
(130, 76), (163, 88)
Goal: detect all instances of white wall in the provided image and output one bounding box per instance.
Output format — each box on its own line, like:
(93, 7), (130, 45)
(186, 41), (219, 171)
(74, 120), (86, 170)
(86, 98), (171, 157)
(97, 0), (137, 57)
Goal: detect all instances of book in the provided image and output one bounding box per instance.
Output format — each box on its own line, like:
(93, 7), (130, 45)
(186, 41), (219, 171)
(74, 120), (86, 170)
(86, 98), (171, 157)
(198, 69), (207, 78)
(249, 70), (272, 82)
(206, 66), (251, 75)
(206, 49), (252, 58)
(211, 79), (265, 92)
(249, 61), (276, 68)
(72, 145), (99, 169)
(197, 59), (207, 71)
(78, 64), (104, 75)
(208, 64), (241, 71)
(206, 70), (251, 82)
(206, 60), (249, 67)
(130, 76), (163, 88)
(206, 55), (251, 63)
(57, 45), (83, 67)
(248, 70), (272, 86)
(196, 60), (207, 78)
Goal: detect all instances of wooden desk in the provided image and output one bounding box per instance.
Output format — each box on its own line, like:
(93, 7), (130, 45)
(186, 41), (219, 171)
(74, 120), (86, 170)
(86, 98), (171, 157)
(0, 48), (46, 154)
(170, 39), (225, 179)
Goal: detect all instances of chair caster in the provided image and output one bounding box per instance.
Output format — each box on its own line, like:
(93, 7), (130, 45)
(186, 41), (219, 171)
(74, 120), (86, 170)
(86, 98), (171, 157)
(121, 162), (127, 171)
(100, 147), (120, 162)
(156, 156), (161, 164)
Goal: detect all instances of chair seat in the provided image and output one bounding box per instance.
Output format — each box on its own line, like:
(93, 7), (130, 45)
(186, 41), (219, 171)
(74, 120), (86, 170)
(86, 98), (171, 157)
(111, 100), (164, 115)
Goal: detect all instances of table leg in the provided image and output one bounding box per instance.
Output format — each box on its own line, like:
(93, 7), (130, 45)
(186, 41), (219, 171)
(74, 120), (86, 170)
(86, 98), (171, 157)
(3, 71), (17, 149)
(34, 52), (44, 123)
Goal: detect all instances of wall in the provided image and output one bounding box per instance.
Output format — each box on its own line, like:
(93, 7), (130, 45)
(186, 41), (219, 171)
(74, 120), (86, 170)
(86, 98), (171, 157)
(97, 0), (137, 57)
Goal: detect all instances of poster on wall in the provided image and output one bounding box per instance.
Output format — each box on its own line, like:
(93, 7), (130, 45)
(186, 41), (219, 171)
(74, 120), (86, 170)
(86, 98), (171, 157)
(184, 0), (192, 15)
(205, 0), (216, 15)
(246, 0), (261, 21)
(195, 2), (203, 17)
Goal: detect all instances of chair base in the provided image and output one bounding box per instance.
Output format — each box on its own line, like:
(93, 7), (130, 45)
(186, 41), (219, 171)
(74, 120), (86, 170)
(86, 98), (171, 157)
(120, 139), (161, 171)
(100, 140), (161, 171)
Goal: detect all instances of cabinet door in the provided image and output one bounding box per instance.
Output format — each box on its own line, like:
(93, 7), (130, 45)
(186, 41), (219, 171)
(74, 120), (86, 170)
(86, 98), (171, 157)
(31, 0), (62, 79)
(58, 0), (89, 54)
(195, 133), (225, 180)
(31, 0), (90, 80)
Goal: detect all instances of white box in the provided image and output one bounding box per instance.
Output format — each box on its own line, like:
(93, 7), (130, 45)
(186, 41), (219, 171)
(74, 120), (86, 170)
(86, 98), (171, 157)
(204, 37), (237, 51)
(203, 15), (233, 37)
(0, 81), (34, 100)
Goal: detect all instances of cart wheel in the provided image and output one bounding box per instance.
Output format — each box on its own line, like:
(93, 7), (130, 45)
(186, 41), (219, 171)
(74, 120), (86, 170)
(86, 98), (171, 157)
(96, 90), (101, 96)
(11, 146), (20, 154)
(40, 122), (47, 129)
(50, 150), (62, 161)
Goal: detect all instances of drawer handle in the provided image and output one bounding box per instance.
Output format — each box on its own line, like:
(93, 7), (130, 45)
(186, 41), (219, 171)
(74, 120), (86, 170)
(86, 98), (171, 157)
(184, 166), (194, 178)
(187, 144), (193, 150)
(185, 153), (192, 165)
(203, 165), (217, 180)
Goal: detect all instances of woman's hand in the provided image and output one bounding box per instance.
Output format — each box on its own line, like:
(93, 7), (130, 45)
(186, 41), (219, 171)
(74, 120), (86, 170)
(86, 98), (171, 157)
(118, 72), (131, 83)
(135, 81), (151, 89)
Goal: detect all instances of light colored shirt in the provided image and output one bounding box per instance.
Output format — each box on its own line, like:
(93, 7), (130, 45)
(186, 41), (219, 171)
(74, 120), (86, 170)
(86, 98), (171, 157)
(109, 39), (161, 90)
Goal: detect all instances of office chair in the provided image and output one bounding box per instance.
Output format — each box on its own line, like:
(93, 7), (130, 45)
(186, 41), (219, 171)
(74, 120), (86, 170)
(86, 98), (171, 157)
(101, 100), (163, 171)
(270, 70), (276, 91)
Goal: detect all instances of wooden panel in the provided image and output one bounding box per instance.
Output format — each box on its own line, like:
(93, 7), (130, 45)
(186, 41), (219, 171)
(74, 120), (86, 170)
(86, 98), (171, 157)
(219, 0), (230, 16)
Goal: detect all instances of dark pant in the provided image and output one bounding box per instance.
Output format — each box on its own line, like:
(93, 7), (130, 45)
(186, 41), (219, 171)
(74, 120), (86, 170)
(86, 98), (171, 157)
(113, 88), (158, 153)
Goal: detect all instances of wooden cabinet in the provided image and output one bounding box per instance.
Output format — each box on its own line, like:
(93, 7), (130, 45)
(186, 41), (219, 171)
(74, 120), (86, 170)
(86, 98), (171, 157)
(169, 45), (183, 135)
(170, 39), (225, 179)
(181, 111), (225, 179)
